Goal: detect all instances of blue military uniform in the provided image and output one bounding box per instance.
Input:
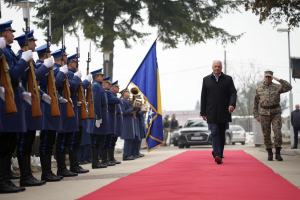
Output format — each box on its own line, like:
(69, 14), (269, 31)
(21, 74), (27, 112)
(121, 92), (136, 160)
(36, 44), (66, 182)
(86, 69), (108, 169)
(13, 31), (50, 187)
(0, 20), (31, 193)
(108, 81), (123, 164)
(53, 53), (87, 176)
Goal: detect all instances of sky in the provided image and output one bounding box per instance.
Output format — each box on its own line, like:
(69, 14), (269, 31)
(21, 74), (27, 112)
(1, 1), (300, 116)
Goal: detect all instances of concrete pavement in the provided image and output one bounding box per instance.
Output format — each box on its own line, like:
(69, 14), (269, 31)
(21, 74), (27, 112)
(1, 144), (300, 199)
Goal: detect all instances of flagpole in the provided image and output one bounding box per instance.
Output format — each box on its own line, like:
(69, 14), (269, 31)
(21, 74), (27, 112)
(155, 33), (160, 41)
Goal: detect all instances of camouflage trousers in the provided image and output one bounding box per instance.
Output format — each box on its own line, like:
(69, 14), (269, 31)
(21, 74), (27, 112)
(260, 113), (282, 149)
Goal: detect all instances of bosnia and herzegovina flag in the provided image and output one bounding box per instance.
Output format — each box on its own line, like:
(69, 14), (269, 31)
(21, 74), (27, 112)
(130, 41), (163, 152)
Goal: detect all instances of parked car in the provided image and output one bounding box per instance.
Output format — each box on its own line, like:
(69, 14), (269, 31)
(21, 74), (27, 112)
(170, 130), (180, 146)
(177, 118), (233, 148)
(229, 125), (246, 145)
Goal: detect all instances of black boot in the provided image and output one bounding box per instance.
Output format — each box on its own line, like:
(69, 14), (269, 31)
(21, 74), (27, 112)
(7, 155), (20, 179)
(108, 149), (121, 164)
(69, 151), (89, 174)
(101, 149), (114, 166)
(41, 154), (61, 182)
(0, 157), (25, 193)
(56, 153), (77, 177)
(92, 149), (107, 169)
(18, 155), (46, 187)
(275, 147), (283, 161)
(267, 148), (273, 161)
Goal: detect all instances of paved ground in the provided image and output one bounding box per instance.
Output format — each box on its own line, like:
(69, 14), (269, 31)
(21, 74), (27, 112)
(1, 144), (300, 199)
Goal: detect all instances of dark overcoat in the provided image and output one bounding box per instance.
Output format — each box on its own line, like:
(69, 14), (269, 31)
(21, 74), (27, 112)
(200, 72), (237, 124)
(107, 90), (122, 135)
(0, 45), (30, 132)
(77, 80), (90, 127)
(57, 69), (81, 133)
(37, 60), (65, 131)
(115, 104), (123, 137)
(138, 111), (146, 139)
(17, 50), (49, 131)
(121, 97), (135, 140)
(86, 81), (109, 135)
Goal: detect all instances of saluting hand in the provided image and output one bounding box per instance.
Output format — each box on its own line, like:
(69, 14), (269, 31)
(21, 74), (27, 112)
(229, 106), (234, 114)
(271, 75), (280, 82)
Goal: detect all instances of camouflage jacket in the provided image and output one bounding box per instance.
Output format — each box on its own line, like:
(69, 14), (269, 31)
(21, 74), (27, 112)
(253, 79), (292, 117)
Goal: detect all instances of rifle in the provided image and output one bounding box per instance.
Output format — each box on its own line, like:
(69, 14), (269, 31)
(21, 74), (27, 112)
(76, 36), (88, 120)
(62, 25), (75, 118)
(23, 2), (42, 118)
(0, 2), (17, 115)
(86, 41), (95, 119)
(46, 13), (60, 117)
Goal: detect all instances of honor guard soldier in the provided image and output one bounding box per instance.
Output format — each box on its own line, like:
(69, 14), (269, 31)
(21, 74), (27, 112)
(37, 44), (67, 182)
(121, 89), (138, 161)
(65, 54), (90, 174)
(0, 20), (31, 193)
(109, 81), (123, 164)
(254, 71), (292, 161)
(86, 69), (108, 169)
(14, 30), (52, 187)
(55, 53), (87, 177)
(104, 78), (123, 165)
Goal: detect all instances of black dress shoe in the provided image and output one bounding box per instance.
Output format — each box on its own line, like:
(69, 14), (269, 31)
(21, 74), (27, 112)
(57, 168), (78, 177)
(138, 154), (145, 157)
(123, 157), (134, 161)
(291, 147), (297, 149)
(215, 156), (221, 164)
(70, 165), (89, 174)
(113, 159), (121, 164)
(79, 161), (88, 165)
(8, 171), (20, 180)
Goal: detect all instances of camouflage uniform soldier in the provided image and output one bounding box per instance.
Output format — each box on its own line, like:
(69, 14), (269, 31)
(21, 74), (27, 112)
(253, 71), (292, 161)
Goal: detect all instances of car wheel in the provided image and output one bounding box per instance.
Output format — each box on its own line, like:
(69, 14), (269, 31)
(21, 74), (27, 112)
(241, 142), (245, 145)
(225, 134), (231, 145)
(185, 145), (190, 148)
(178, 144), (184, 149)
(232, 142), (235, 145)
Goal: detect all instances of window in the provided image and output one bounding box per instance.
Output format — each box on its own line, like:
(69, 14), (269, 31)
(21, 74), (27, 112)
(184, 119), (208, 128)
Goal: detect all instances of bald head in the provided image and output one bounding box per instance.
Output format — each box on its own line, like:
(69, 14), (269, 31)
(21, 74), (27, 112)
(296, 104), (299, 111)
(212, 60), (222, 66)
(212, 60), (222, 77)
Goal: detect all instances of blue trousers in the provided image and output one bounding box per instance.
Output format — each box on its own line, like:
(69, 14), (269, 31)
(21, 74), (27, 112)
(123, 139), (133, 159)
(78, 145), (92, 162)
(293, 127), (299, 147)
(210, 123), (227, 157)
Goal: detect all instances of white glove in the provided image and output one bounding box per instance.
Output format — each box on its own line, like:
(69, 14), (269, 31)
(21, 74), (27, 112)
(42, 94), (52, 105)
(77, 101), (82, 107)
(0, 86), (5, 101)
(85, 74), (92, 82)
(0, 37), (6, 50)
(74, 71), (82, 79)
(60, 65), (68, 74)
(86, 102), (89, 107)
(22, 92), (32, 105)
(21, 50), (33, 62)
(43, 57), (54, 68)
(59, 97), (68, 103)
(95, 119), (102, 128)
(69, 98), (73, 104)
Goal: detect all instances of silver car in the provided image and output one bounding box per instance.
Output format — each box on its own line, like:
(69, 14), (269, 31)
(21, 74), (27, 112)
(229, 125), (246, 145)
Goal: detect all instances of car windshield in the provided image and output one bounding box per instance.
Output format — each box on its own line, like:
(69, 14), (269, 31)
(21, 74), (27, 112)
(231, 126), (244, 131)
(184, 119), (208, 128)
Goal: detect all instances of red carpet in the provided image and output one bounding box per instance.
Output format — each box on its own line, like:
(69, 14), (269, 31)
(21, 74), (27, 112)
(79, 150), (300, 200)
